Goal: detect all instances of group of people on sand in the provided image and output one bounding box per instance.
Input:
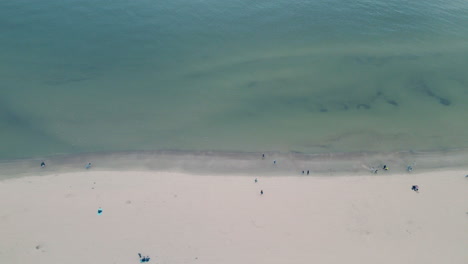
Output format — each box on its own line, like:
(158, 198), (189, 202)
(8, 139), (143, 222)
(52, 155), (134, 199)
(264, 153), (311, 175)
(371, 164), (423, 192)
(371, 164), (390, 174)
(262, 155), (427, 194)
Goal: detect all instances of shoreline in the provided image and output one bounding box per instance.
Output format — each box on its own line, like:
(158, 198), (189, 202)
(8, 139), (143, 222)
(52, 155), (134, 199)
(1, 148), (468, 179)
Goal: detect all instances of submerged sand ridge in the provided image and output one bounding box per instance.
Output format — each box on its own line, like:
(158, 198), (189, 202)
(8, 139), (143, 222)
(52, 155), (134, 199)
(0, 170), (467, 264)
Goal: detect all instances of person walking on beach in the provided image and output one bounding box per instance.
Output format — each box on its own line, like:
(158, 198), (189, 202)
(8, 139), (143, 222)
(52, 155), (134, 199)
(307, 170), (309, 175)
(273, 160), (276, 164)
(260, 190), (264, 195)
(40, 161), (46, 168)
(255, 178), (258, 183)
(262, 153), (265, 159)
(85, 162), (92, 169)
(302, 171), (304, 175)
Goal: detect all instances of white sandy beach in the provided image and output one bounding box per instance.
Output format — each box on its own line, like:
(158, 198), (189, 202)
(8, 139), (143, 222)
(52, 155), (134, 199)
(1, 170), (467, 264)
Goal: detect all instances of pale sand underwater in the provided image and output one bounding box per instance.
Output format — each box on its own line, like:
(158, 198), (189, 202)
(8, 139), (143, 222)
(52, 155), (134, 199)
(1, 170), (467, 264)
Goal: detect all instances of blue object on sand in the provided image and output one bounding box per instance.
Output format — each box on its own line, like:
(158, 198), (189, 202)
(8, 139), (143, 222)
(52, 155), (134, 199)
(97, 208), (103, 215)
(140, 257), (150, 262)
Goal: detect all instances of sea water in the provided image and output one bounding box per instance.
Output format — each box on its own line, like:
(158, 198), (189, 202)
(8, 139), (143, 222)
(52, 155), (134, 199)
(1, 0), (468, 159)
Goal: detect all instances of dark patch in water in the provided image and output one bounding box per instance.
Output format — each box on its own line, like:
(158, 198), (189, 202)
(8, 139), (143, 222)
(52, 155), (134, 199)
(375, 90), (398, 106)
(356, 104), (370, 110)
(424, 88), (451, 106)
(317, 103), (328, 113)
(410, 78), (451, 106)
(0, 101), (32, 127)
(0, 99), (75, 150)
(438, 98), (451, 106)
(386, 99), (398, 106)
(424, 88), (435, 97)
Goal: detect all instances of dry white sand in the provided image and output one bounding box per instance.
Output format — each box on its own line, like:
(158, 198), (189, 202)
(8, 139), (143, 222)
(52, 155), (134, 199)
(0, 170), (467, 264)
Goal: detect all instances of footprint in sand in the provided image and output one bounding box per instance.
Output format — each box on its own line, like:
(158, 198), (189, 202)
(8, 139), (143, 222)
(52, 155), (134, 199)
(35, 244), (46, 253)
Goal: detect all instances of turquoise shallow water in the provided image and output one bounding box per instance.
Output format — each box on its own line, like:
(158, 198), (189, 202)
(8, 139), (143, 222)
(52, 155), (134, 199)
(1, 0), (468, 159)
